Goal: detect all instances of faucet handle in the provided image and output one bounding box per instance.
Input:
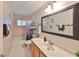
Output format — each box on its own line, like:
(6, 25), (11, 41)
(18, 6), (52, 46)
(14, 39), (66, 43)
(48, 40), (54, 46)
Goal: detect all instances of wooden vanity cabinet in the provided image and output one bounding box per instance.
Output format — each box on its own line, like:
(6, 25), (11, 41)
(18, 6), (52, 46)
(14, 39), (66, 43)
(33, 44), (40, 57)
(31, 42), (40, 57)
(31, 41), (46, 57)
(39, 51), (46, 57)
(31, 42), (34, 56)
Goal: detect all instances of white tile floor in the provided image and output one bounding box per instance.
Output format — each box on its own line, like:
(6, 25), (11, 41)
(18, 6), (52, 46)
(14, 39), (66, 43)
(8, 38), (32, 57)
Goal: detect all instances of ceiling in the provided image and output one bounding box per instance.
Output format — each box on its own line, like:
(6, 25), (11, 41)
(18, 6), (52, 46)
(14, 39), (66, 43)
(7, 1), (48, 16)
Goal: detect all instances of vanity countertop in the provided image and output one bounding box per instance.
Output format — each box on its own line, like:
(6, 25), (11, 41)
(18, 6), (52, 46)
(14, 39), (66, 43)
(31, 38), (75, 57)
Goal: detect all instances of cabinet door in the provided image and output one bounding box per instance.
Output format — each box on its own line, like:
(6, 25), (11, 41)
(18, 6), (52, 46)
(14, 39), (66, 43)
(33, 44), (40, 57)
(31, 42), (34, 56)
(40, 51), (46, 57)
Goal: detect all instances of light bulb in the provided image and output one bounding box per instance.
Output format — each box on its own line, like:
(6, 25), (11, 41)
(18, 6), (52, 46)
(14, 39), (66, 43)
(45, 5), (53, 14)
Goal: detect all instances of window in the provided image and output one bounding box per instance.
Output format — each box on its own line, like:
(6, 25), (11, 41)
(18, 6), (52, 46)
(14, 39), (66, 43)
(22, 20), (26, 26)
(17, 20), (22, 26)
(17, 20), (26, 26)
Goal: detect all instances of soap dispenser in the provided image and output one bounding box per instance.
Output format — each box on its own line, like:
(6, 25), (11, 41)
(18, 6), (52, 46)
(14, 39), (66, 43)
(44, 37), (46, 42)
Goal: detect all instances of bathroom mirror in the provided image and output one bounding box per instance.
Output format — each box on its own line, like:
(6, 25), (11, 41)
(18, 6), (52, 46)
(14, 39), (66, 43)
(41, 3), (79, 40)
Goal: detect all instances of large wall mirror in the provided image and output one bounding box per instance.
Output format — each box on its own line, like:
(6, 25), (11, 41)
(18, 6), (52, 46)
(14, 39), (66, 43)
(41, 3), (79, 40)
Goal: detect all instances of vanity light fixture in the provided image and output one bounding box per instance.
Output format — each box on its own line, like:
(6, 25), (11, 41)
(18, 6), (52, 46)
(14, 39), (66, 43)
(45, 1), (56, 13)
(45, 1), (65, 13)
(45, 5), (53, 13)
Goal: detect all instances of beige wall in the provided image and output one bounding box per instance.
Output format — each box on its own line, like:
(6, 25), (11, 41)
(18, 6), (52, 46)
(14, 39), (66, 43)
(3, 2), (13, 56)
(32, 1), (79, 54)
(12, 13), (31, 38)
(0, 1), (3, 56)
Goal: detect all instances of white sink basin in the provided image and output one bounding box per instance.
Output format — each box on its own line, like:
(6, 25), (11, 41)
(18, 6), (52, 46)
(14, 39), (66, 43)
(44, 41), (55, 51)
